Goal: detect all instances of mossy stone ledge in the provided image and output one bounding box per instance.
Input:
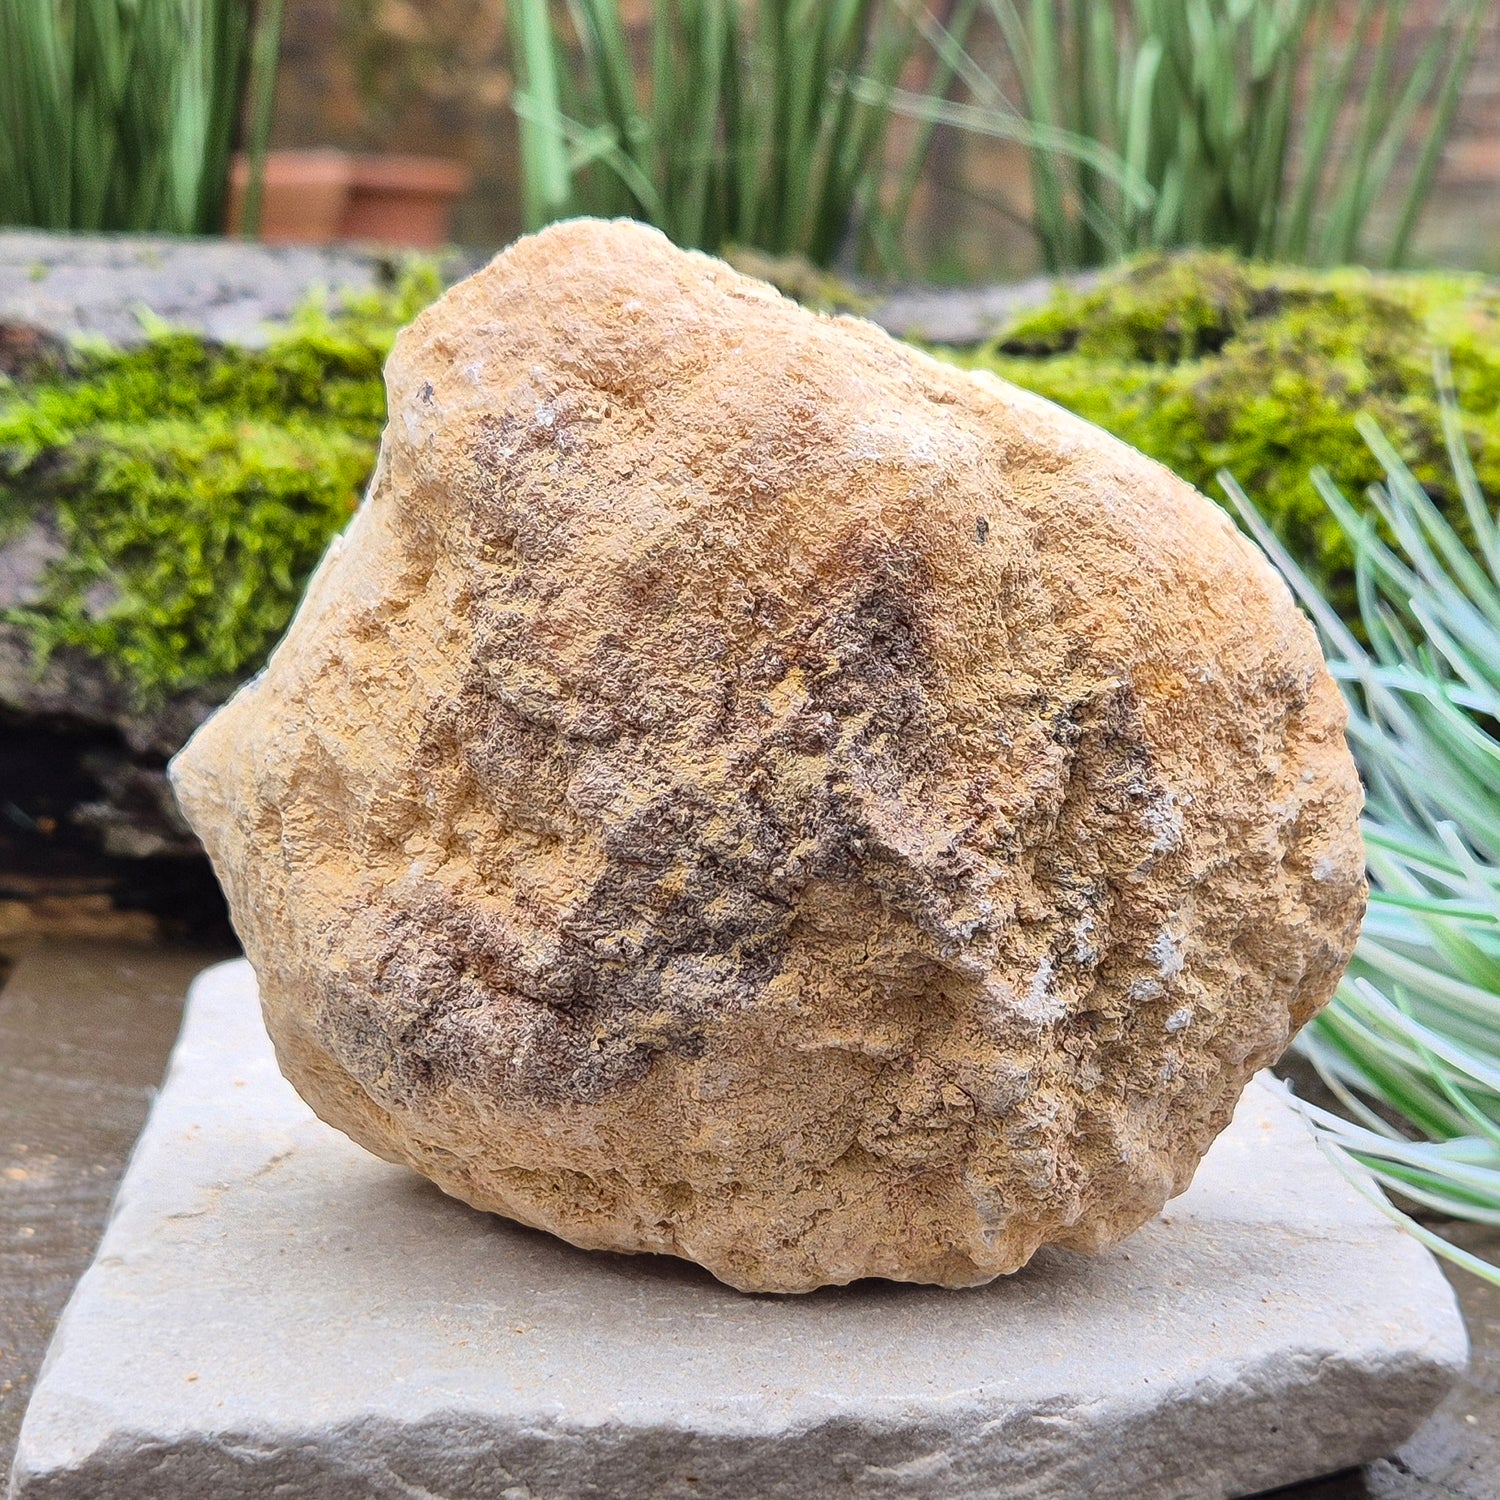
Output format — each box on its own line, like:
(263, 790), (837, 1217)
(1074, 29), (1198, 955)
(0, 236), (452, 941)
(944, 252), (1500, 620)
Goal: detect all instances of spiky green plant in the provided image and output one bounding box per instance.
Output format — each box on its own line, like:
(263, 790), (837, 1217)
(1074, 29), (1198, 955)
(1224, 376), (1500, 1285)
(506, 0), (949, 268)
(0, 0), (284, 235)
(883, 0), (1484, 271)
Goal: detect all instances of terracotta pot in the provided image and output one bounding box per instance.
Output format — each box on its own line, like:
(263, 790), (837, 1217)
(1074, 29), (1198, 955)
(226, 149), (471, 248)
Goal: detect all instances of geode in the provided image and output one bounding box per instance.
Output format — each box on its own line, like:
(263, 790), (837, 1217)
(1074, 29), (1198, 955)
(171, 219), (1365, 1293)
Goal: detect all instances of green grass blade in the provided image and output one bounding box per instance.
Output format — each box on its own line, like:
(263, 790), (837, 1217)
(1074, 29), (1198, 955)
(239, 0), (284, 237)
(509, 0), (576, 231)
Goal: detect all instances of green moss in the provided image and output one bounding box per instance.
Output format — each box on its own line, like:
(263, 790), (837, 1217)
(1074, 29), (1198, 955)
(942, 252), (1500, 619)
(0, 266), (441, 703)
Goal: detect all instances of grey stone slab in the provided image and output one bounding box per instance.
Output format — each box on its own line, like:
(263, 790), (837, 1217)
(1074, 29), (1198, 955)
(0, 231), (388, 349)
(869, 276), (1064, 346)
(7, 961), (1469, 1500)
(867, 272), (1098, 347)
(0, 228), (1070, 356)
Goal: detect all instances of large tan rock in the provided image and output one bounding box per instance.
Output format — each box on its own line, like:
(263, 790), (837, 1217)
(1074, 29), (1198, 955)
(171, 219), (1365, 1294)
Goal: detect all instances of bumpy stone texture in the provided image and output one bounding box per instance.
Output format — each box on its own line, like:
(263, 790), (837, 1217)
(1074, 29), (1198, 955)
(171, 218), (1365, 1294)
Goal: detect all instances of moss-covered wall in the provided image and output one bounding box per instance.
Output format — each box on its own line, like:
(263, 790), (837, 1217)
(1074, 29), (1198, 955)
(5, 249), (1499, 714)
(945, 253), (1500, 618)
(0, 267), (438, 703)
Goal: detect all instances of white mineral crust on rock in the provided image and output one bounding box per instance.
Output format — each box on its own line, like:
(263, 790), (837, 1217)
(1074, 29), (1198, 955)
(171, 218), (1366, 1293)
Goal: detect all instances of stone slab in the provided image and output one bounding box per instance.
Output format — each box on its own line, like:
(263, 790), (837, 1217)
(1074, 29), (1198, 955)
(0, 228), (1075, 357)
(868, 273), (1094, 346)
(0, 231), (394, 350)
(7, 962), (1468, 1500)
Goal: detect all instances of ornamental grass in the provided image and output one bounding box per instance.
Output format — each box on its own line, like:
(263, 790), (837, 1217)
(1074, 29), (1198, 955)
(1227, 377), (1500, 1285)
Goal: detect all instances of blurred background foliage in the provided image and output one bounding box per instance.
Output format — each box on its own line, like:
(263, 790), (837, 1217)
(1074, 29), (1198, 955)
(0, 0), (284, 235)
(506, 0), (931, 268)
(1, 1), (1495, 276)
(889, 0), (1487, 271)
(260, 0), (1500, 277)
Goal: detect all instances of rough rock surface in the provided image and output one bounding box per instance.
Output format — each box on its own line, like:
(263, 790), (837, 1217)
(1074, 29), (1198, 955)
(171, 218), (1366, 1293)
(0, 515), (218, 944)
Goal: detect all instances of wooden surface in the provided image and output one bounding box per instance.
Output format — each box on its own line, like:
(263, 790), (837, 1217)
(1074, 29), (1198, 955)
(1, 941), (1496, 1496)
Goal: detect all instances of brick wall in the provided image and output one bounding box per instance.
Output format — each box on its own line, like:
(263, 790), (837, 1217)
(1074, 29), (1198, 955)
(1417, 0), (1500, 268)
(269, 0), (518, 247)
(267, 0), (1500, 273)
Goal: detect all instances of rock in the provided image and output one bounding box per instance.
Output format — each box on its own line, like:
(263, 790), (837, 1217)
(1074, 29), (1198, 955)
(170, 218), (1365, 1294)
(0, 230), (455, 351)
(0, 515), (217, 765)
(0, 515), (219, 937)
(8, 961), (1466, 1500)
(0, 517), (64, 610)
(0, 522), (202, 864)
(869, 271), (1099, 346)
